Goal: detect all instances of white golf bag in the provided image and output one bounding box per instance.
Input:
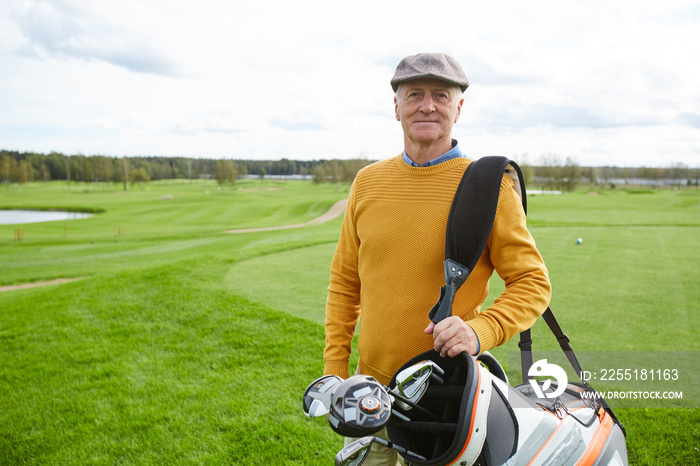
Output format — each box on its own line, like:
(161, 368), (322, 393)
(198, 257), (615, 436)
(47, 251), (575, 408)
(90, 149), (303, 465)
(382, 350), (628, 465)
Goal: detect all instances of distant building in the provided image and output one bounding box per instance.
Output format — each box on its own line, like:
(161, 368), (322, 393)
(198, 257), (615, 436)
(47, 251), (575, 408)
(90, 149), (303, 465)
(242, 174), (313, 181)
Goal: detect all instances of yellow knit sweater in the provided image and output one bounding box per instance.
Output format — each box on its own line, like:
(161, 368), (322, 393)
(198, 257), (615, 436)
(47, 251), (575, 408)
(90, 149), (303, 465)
(324, 155), (551, 385)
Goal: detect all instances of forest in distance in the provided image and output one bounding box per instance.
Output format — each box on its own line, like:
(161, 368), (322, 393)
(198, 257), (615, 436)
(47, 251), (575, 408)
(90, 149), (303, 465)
(1, 149), (698, 192)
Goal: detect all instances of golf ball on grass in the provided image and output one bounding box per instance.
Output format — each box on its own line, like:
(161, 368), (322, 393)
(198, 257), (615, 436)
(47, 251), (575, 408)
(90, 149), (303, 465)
(576, 238), (583, 245)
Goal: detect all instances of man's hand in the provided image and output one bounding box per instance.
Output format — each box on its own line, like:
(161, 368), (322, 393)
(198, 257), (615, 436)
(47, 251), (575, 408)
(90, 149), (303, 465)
(425, 317), (478, 357)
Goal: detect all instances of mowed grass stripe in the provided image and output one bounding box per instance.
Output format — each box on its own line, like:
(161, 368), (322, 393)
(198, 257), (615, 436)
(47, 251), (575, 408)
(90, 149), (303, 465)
(224, 222), (699, 354)
(0, 180), (347, 286)
(0, 180), (346, 240)
(532, 225), (699, 352)
(527, 189), (700, 227)
(225, 242), (338, 325)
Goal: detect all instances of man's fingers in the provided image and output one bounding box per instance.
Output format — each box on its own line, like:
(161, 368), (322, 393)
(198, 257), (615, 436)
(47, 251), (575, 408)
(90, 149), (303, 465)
(432, 318), (458, 353)
(436, 329), (462, 357)
(430, 317), (477, 356)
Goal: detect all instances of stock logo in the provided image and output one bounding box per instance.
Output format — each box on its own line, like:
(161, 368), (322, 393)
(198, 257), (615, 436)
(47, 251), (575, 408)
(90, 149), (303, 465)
(528, 359), (568, 399)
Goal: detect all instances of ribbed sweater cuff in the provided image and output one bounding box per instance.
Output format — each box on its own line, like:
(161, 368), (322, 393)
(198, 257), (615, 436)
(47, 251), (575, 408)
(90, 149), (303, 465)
(324, 360), (350, 380)
(468, 317), (498, 355)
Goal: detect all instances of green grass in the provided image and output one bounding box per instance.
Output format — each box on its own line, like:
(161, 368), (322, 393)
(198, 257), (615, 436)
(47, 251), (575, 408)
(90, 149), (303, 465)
(0, 180), (346, 285)
(0, 261), (341, 464)
(0, 182), (698, 464)
(225, 243), (337, 325)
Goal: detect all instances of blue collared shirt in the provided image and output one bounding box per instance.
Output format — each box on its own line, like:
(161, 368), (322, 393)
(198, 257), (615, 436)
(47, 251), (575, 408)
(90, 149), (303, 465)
(402, 139), (467, 167)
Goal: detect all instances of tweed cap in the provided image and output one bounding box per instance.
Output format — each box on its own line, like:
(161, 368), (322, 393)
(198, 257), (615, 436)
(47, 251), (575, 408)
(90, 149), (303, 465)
(391, 53), (469, 92)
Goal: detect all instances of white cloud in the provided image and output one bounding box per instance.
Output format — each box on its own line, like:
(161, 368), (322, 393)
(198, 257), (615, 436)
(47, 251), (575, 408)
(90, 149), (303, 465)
(0, 0), (698, 167)
(9, 0), (180, 75)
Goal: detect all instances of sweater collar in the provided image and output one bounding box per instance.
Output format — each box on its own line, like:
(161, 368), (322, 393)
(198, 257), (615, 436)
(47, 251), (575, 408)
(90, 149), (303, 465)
(402, 139), (466, 167)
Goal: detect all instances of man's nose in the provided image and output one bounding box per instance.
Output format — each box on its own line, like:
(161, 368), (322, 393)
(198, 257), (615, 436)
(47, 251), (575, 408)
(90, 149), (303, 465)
(419, 95), (436, 113)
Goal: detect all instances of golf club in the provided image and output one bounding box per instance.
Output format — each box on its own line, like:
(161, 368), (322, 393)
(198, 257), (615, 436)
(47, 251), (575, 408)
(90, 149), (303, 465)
(327, 375), (394, 437)
(303, 374), (343, 417)
(392, 359), (445, 411)
(303, 374), (439, 438)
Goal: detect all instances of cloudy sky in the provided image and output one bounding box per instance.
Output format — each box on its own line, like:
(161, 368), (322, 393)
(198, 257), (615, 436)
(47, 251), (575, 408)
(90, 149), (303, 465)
(1, 0), (698, 167)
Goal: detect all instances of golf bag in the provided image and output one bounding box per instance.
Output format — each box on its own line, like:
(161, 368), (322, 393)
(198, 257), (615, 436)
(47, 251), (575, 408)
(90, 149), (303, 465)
(304, 157), (628, 465)
(383, 348), (627, 465)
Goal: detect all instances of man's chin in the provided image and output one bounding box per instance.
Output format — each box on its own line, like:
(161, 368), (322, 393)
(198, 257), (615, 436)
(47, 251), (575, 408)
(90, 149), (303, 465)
(410, 133), (445, 145)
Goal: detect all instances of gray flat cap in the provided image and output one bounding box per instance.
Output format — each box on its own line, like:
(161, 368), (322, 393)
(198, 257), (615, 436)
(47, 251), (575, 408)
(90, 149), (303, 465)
(391, 53), (469, 92)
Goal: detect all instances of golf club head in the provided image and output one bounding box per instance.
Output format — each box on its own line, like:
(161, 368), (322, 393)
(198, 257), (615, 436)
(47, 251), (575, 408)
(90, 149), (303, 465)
(393, 360), (444, 410)
(303, 375), (343, 417)
(328, 375), (392, 437)
(334, 436), (375, 466)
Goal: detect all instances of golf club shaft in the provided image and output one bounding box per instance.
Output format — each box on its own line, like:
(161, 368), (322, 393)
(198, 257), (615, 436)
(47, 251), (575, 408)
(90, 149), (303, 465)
(375, 438), (426, 461)
(391, 392), (440, 421)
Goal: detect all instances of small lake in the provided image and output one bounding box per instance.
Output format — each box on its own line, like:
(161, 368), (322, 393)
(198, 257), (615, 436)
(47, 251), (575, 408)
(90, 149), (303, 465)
(0, 210), (95, 225)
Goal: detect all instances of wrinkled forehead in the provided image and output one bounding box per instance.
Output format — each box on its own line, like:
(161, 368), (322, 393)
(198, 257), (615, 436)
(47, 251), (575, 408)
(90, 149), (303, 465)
(396, 78), (461, 97)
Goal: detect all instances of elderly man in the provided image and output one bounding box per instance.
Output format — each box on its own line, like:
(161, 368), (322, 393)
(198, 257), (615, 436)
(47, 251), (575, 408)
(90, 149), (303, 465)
(323, 53), (551, 464)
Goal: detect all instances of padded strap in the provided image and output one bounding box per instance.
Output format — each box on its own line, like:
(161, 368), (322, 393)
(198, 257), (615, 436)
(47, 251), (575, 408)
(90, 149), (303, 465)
(429, 156), (526, 324)
(445, 156), (523, 270)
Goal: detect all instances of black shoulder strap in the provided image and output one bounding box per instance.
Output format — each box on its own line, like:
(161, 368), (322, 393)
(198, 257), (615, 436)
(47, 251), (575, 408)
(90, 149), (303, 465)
(427, 156), (585, 384)
(429, 156), (525, 324)
(519, 308), (584, 384)
(445, 156), (526, 270)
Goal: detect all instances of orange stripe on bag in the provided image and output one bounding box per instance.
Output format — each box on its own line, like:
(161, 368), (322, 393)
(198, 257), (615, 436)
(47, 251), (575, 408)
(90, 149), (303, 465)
(576, 413), (615, 466)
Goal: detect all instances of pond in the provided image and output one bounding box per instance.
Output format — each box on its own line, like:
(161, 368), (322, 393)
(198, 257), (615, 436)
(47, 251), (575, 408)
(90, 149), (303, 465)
(0, 210), (95, 225)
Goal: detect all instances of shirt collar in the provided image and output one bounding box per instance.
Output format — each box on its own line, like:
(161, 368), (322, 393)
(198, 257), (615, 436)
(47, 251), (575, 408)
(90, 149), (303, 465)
(402, 139), (465, 167)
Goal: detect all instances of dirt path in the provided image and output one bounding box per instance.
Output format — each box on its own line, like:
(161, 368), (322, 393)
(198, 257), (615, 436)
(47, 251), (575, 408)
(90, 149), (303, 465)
(0, 277), (82, 293)
(225, 199), (347, 234)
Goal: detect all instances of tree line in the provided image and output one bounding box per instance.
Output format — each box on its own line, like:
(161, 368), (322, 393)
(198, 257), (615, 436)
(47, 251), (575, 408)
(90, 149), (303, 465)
(0, 150), (373, 187)
(521, 154), (699, 192)
(1, 149), (697, 190)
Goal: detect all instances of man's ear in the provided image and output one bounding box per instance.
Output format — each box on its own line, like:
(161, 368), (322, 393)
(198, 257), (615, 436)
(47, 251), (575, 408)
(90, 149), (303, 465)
(394, 96), (401, 121)
(454, 97), (464, 123)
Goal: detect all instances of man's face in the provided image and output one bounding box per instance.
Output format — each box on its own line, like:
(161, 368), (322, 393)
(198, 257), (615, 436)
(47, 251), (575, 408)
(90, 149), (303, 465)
(394, 79), (464, 147)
